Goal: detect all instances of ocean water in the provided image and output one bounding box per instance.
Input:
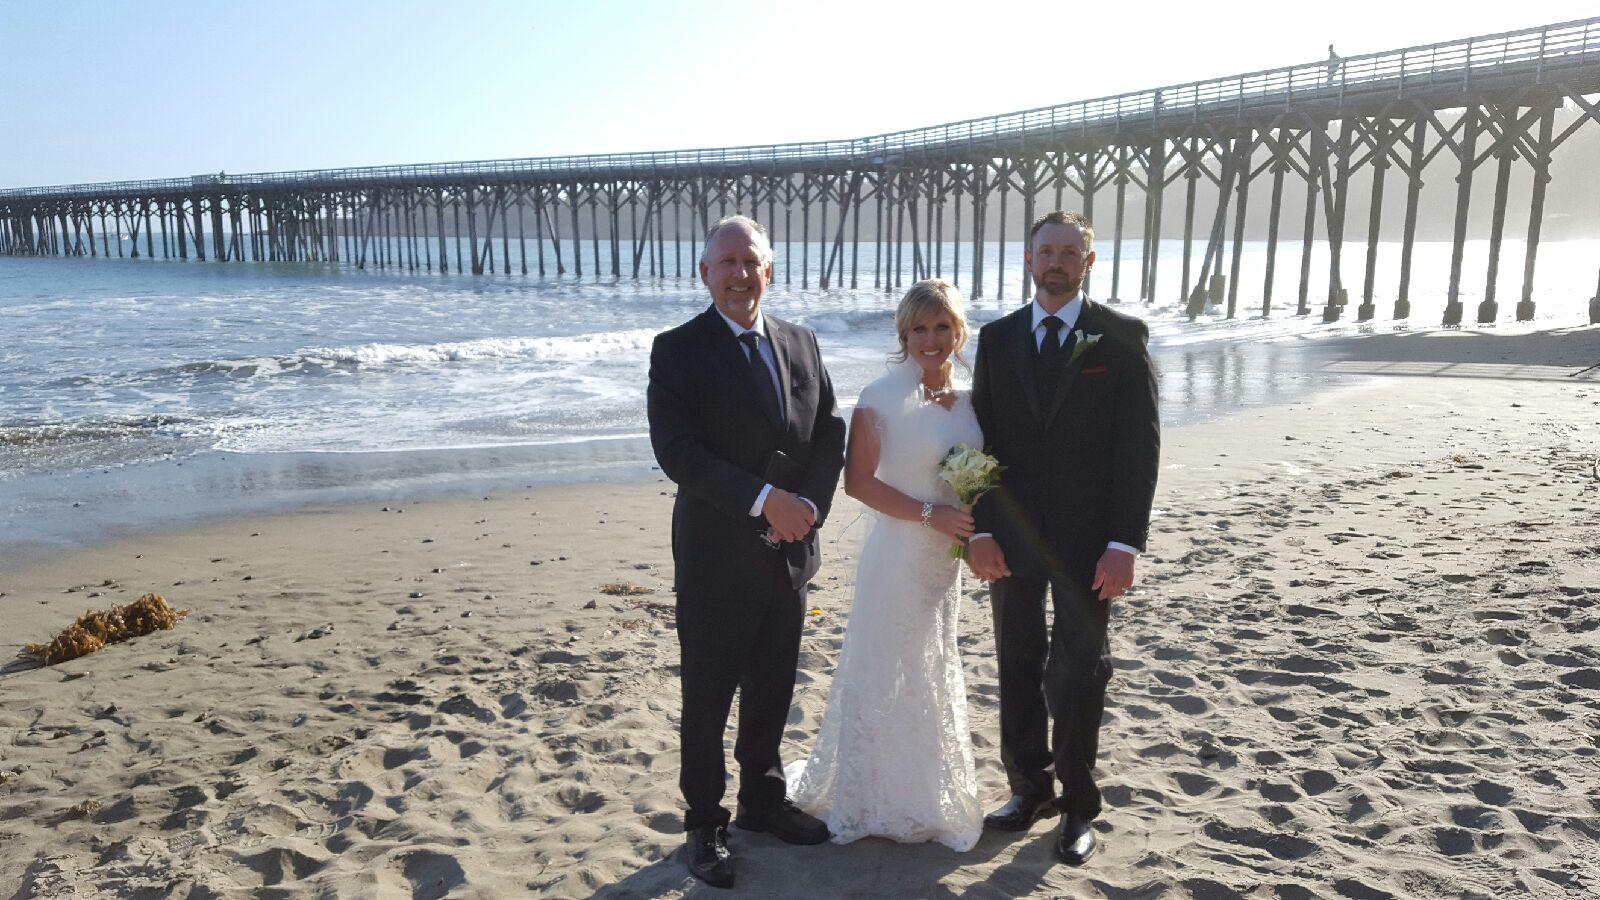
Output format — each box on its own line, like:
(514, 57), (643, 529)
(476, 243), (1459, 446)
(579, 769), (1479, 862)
(2, 237), (1595, 558)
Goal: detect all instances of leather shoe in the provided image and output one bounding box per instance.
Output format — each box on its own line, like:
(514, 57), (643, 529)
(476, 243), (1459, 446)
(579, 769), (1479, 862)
(1055, 814), (1099, 866)
(983, 793), (1058, 831)
(734, 799), (830, 845)
(684, 824), (734, 888)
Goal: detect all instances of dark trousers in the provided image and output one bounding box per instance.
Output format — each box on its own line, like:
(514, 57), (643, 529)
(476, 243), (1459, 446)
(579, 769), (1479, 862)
(990, 573), (1112, 819)
(676, 569), (805, 831)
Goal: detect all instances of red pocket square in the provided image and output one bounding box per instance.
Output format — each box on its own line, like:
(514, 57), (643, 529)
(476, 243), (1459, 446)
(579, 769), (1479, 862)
(1081, 365), (1109, 375)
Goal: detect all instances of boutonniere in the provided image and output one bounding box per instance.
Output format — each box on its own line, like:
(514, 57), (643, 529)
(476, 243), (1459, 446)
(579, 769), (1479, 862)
(1069, 330), (1101, 364)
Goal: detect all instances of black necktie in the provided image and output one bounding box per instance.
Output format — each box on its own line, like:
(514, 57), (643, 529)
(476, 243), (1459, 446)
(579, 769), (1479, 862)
(1036, 315), (1066, 408)
(739, 332), (783, 424)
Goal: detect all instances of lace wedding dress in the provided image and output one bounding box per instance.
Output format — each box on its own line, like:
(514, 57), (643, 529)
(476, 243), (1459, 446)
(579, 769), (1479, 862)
(787, 359), (984, 851)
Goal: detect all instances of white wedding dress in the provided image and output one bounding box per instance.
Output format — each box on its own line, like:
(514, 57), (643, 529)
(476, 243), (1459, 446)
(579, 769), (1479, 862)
(787, 359), (985, 851)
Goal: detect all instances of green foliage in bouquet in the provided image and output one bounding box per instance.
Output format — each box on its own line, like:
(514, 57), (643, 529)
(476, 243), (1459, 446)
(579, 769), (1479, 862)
(937, 444), (1003, 559)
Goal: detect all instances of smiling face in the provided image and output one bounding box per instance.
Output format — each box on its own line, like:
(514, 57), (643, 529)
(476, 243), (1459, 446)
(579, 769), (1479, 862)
(699, 222), (773, 328)
(1026, 221), (1095, 304)
(893, 279), (969, 381)
(903, 311), (959, 377)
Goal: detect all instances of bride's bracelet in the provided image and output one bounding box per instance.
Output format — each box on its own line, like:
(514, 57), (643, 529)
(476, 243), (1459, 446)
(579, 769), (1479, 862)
(920, 501), (934, 528)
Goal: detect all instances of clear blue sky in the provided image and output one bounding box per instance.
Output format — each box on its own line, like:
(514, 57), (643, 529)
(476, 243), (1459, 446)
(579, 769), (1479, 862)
(2, 1), (1594, 187)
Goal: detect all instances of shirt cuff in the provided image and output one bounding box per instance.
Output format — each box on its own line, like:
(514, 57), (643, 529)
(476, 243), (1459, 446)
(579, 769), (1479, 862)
(749, 483), (773, 518)
(970, 533), (994, 542)
(1106, 541), (1140, 557)
(798, 497), (818, 522)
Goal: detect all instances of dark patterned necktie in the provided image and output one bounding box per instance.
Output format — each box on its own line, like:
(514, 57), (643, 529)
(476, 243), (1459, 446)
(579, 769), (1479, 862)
(739, 332), (782, 423)
(1036, 315), (1066, 408)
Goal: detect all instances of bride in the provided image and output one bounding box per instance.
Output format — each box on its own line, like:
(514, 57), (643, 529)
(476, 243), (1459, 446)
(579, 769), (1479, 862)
(787, 278), (985, 850)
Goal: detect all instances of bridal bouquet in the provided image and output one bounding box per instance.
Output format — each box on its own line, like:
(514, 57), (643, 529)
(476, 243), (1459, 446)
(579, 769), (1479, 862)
(937, 444), (1003, 559)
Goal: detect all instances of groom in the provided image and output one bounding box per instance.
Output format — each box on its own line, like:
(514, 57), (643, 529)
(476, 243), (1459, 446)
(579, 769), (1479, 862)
(647, 215), (846, 889)
(968, 211), (1160, 865)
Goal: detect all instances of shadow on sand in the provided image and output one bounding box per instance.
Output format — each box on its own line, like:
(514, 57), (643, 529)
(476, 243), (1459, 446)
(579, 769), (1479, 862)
(592, 822), (1091, 899)
(1322, 326), (1600, 380)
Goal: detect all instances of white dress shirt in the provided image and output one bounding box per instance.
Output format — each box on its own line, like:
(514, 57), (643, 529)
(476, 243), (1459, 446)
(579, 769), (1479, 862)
(972, 292), (1139, 559)
(1032, 293), (1084, 349)
(713, 308), (817, 523)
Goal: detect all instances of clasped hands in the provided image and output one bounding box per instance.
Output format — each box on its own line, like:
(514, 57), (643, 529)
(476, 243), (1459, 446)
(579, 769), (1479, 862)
(964, 535), (1011, 583)
(762, 488), (816, 544)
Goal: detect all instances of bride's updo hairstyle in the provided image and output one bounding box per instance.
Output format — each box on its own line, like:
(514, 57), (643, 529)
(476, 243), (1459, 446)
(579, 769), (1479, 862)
(891, 278), (970, 369)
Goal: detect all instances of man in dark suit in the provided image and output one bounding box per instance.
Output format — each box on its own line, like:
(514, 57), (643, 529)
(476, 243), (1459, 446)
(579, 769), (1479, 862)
(647, 215), (846, 889)
(967, 211), (1160, 866)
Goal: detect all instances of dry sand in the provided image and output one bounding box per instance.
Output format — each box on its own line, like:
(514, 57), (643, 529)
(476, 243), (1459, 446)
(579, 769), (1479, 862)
(2, 328), (1598, 899)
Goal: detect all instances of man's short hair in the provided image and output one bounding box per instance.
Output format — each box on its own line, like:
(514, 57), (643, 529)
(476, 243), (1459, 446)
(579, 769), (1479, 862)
(1028, 211), (1094, 250)
(700, 215), (774, 266)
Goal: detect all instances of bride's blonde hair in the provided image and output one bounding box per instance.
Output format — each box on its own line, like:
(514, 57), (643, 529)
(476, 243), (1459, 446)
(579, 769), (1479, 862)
(891, 279), (970, 370)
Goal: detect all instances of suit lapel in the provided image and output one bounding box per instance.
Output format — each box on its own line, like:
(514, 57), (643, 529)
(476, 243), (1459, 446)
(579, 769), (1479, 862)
(698, 306), (781, 430)
(699, 306), (747, 379)
(1009, 307), (1043, 423)
(1042, 299), (1097, 431)
(767, 319), (794, 433)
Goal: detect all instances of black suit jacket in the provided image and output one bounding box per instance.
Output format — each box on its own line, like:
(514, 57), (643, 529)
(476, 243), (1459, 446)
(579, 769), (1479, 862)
(647, 306), (846, 596)
(971, 299), (1160, 587)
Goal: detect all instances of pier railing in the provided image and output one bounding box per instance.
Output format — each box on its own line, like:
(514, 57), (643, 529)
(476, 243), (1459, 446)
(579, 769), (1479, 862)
(3, 16), (1596, 200)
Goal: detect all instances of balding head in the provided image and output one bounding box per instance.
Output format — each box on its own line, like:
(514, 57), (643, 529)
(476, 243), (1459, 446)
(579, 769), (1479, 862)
(700, 215), (773, 267)
(699, 215), (775, 328)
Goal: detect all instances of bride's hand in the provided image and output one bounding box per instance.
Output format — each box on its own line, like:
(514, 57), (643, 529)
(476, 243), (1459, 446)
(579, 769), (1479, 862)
(929, 505), (974, 540)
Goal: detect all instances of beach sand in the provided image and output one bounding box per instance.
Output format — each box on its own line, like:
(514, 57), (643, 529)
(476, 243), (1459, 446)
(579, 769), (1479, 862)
(2, 328), (1598, 898)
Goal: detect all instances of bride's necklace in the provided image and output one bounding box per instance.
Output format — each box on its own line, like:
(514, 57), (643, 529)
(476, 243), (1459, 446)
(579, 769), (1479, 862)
(920, 379), (955, 404)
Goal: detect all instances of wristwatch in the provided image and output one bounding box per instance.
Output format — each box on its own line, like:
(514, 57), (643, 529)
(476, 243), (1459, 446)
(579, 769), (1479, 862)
(920, 501), (934, 528)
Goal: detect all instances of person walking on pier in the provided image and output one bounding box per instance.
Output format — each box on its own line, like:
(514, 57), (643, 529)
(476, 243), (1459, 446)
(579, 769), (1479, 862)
(1325, 44), (1343, 86)
(965, 211), (1161, 866)
(647, 215), (846, 889)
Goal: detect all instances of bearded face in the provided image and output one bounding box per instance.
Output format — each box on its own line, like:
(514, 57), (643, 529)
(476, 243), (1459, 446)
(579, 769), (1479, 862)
(1026, 222), (1094, 301)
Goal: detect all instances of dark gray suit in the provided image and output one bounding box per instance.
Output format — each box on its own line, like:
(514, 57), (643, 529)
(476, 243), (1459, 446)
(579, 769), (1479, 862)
(971, 297), (1159, 819)
(647, 305), (846, 830)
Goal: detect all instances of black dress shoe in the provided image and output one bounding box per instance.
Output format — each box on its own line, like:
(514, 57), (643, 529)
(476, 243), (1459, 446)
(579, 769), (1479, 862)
(1055, 814), (1099, 866)
(734, 799), (831, 845)
(983, 793), (1058, 831)
(684, 824), (734, 888)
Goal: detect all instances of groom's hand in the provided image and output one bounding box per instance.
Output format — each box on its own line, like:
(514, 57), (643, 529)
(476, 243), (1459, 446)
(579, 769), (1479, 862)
(763, 488), (815, 543)
(966, 536), (1010, 582)
(1092, 548), (1136, 601)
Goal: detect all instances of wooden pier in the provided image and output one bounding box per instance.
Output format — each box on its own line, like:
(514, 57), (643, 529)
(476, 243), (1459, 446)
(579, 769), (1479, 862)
(4, 17), (1600, 324)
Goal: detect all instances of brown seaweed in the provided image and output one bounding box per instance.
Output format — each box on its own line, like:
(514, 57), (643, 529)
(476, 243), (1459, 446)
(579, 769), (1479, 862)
(599, 582), (654, 596)
(21, 593), (189, 665)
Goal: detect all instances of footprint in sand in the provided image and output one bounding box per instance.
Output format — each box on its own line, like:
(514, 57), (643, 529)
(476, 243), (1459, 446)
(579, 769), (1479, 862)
(1448, 804), (1503, 830)
(1297, 770), (1338, 795)
(1201, 822), (1318, 861)
(1556, 668), (1600, 690)
(1119, 702), (1163, 721)
(1428, 826), (1478, 856)
(1171, 772), (1219, 796)
(1154, 693), (1211, 715)
(1275, 655), (1346, 675)
(553, 784), (605, 814)
(238, 846), (329, 887)
(381, 746), (430, 770)
(1257, 781), (1301, 802)
(394, 849), (467, 900)
(436, 693), (496, 723)
(1153, 671), (1197, 689)
(1136, 741), (1185, 760)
